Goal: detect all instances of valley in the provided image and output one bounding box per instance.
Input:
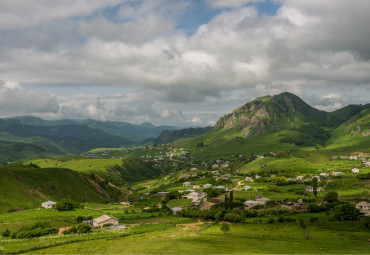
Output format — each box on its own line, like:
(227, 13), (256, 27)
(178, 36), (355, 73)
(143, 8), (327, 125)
(0, 92), (369, 254)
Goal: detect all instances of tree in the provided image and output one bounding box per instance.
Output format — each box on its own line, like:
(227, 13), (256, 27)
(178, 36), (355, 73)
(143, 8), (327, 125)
(333, 203), (359, 221)
(324, 191), (339, 203)
(224, 194), (229, 210)
(220, 223), (230, 234)
(76, 216), (85, 223)
(229, 191), (234, 210)
(312, 177), (318, 197)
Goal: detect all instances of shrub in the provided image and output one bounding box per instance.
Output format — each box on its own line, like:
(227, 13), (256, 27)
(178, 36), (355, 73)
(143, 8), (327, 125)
(76, 223), (91, 233)
(224, 213), (244, 223)
(220, 223), (230, 234)
(310, 217), (319, 223)
(277, 216), (285, 223)
(1, 228), (11, 237)
(11, 222), (57, 239)
(267, 218), (275, 224)
(307, 203), (325, 213)
(285, 217), (296, 223)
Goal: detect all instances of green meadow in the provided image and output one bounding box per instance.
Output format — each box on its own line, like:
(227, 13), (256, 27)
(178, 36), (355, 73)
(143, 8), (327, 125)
(24, 221), (370, 254)
(25, 158), (123, 173)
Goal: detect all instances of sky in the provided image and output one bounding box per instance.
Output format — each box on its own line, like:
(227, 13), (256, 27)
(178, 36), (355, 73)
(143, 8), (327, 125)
(0, 0), (369, 127)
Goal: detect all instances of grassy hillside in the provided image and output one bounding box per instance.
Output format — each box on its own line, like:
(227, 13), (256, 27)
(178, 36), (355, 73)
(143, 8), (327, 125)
(0, 140), (62, 165)
(153, 126), (212, 145)
(325, 108), (370, 152)
(0, 164), (125, 212)
(25, 158), (123, 173)
(176, 128), (301, 161)
(175, 93), (369, 160)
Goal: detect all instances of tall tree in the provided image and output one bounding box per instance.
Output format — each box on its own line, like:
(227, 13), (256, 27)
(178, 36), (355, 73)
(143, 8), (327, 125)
(312, 177), (318, 197)
(229, 191), (234, 210)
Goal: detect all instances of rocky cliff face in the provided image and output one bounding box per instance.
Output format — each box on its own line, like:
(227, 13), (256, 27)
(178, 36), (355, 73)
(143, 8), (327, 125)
(214, 92), (324, 136)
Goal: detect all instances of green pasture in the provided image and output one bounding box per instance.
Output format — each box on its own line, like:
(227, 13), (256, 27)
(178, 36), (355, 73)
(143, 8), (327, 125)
(28, 221), (370, 254)
(25, 158), (123, 172)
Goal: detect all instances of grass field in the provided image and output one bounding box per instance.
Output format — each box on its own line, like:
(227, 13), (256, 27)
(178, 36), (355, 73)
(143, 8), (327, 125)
(25, 158), (123, 173)
(24, 221), (370, 254)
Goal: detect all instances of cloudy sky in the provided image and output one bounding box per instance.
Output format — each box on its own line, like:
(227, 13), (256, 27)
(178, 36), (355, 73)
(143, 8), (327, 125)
(0, 0), (369, 126)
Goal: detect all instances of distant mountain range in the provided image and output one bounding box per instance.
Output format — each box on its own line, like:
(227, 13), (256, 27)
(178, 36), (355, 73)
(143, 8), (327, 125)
(0, 116), (180, 164)
(1, 92), (369, 163)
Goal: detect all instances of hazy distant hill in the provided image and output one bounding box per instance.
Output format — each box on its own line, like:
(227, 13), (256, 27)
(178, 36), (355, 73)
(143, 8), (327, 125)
(0, 116), (181, 163)
(153, 126), (212, 145)
(9, 116), (179, 142)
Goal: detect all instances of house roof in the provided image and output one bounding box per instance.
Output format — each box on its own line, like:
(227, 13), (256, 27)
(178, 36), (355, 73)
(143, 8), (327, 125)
(172, 207), (183, 211)
(93, 214), (118, 224)
(42, 201), (56, 206)
(356, 201), (370, 206)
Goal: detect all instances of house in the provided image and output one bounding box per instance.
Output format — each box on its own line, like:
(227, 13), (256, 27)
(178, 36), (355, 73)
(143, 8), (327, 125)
(242, 185), (251, 191)
(244, 200), (259, 210)
(183, 182), (191, 187)
(203, 183), (213, 188)
(193, 185), (201, 189)
(120, 202), (131, 206)
(305, 186), (313, 192)
(157, 192), (170, 197)
(191, 197), (202, 207)
(296, 176), (304, 181)
(332, 172), (343, 176)
(182, 192), (199, 199)
(171, 207), (183, 215)
(182, 192), (206, 200)
(352, 168), (360, 173)
(214, 185), (226, 190)
(256, 197), (270, 205)
(185, 188), (196, 193)
(93, 214), (119, 228)
(41, 201), (56, 209)
(312, 176), (321, 182)
(245, 177), (254, 182)
(319, 173), (328, 177)
(356, 201), (370, 214)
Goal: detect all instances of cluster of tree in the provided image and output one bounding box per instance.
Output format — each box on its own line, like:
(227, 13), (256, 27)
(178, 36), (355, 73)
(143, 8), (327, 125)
(55, 198), (83, 211)
(2, 222), (57, 239)
(204, 188), (225, 198)
(63, 223), (91, 235)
